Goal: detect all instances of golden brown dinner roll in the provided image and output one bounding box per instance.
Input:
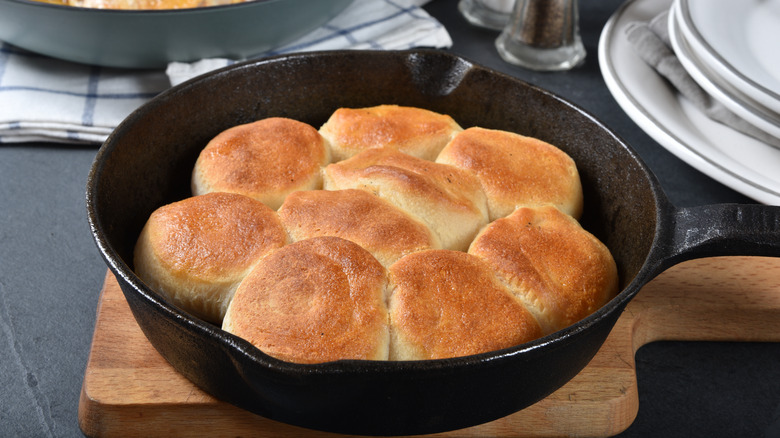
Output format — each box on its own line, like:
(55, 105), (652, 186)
(319, 105), (463, 162)
(468, 206), (618, 335)
(323, 147), (489, 251)
(278, 189), (440, 267)
(223, 236), (390, 364)
(133, 192), (288, 324)
(192, 117), (330, 210)
(388, 250), (543, 360)
(436, 127), (583, 221)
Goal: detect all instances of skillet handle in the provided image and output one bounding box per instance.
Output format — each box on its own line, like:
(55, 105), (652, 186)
(656, 203), (780, 272)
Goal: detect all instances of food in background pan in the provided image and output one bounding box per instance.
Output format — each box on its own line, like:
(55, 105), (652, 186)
(133, 105), (619, 363)
(37, 0), (246, 9)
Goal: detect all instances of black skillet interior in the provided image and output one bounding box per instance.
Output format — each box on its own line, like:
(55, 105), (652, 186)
(87, 49), (663, 435)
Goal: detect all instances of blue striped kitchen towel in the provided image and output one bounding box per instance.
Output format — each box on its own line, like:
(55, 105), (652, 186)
(0, 0), (451, 145)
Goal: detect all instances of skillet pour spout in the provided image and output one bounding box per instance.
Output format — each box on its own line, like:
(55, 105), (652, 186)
(86, 49), (780, 436)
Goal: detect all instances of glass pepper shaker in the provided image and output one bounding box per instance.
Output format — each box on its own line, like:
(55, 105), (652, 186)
(495, 0), (586, 71)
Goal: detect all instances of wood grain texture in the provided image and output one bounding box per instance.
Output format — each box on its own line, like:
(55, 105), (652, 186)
(78, 256), (780, 437)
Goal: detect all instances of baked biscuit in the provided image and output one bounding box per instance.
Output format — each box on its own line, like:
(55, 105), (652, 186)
(278, 189), (440, 267)
(436, 127), (583, 220)
(319, 105), (463, 162)
(223, 236), (390, 364)
(388, 249), (543, 360)
(323, 147), (489, 251)
(133, 192), (288, 324)
(468, 206), (618, 334)
(192, 117), (330, 210)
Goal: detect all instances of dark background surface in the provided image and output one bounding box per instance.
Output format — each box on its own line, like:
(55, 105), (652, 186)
(1, 0), (779, 436)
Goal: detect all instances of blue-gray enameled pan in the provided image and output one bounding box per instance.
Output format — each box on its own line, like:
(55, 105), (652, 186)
(0, 0), (351, 68)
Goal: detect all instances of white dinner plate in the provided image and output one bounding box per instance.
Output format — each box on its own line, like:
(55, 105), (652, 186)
(598, 0), (780, 205)
(668, 4), (780, 139)
(678, 0), (780, 114)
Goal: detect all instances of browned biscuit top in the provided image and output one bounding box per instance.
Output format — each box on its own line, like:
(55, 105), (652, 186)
(133, 192), (288, 323)
(139, 192), (287, 281)
(323, 147), (489, 251)
(278, 189), (439, 267)
(223, 236), (390, 364)
(324, 147), (487, 220)
(319, 105), (462, 161)
(436, 127), (583, 220)
(468, 206), (618, 334)
(388, 249), (542, 360)
(192, 117), (329, 209)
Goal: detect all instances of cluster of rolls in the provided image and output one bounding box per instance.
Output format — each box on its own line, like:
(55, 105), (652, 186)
(134, 105), (619, 364)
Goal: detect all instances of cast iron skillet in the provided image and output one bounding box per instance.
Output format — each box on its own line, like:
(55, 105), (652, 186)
(86, 50), (780, 436)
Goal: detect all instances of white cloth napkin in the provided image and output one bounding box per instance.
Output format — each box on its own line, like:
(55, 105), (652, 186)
(625, 11), (780, 149)
(0, 0), (451, 145)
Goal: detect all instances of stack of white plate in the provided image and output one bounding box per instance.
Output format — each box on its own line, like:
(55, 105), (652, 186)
(670, 0), (780, 139)
(598, 0), (780, 205)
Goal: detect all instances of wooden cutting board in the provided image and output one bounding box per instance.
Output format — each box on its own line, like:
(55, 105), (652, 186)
(78, 256), (780, 437)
